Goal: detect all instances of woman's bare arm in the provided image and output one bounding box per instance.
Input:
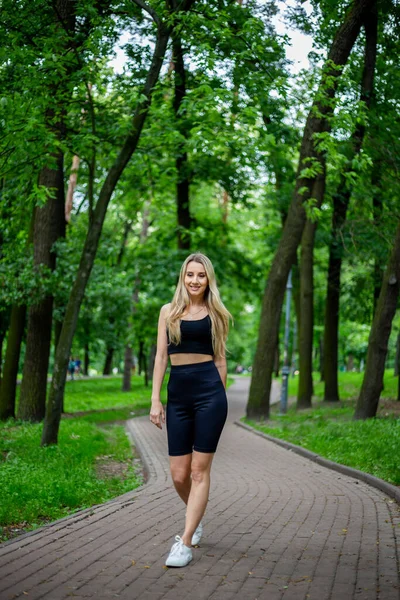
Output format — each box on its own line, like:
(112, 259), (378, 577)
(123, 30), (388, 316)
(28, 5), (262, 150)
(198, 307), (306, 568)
(214, 355), (227, 389)
(150, 304), (170, 429)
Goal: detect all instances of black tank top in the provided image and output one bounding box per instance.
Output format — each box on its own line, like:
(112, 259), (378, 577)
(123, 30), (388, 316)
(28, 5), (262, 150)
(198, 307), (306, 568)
(167, 315), (213, 356)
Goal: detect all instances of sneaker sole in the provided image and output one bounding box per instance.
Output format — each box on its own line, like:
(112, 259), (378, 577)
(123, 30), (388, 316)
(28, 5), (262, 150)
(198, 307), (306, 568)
(165, 555), (193, 568)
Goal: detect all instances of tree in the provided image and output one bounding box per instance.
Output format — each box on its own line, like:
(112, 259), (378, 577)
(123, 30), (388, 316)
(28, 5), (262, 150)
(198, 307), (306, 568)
(354, 220), (400, 419)
(297, 172), (325, 409)
(41, 0), (196, 446)
(0, 305), (26, 420)
(172, 29), (191, 249)
(14, 0), (75, 420)
(323, 5), (378, 402)
(17, 152), (66, 421)
(247, 0), (376, 419)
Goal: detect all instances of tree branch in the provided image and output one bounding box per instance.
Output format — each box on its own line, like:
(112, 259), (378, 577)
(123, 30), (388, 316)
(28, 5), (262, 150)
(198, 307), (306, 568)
(130, 0), (161, 26)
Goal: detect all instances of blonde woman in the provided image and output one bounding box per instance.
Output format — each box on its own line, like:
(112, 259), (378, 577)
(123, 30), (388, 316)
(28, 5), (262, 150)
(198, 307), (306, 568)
(150, 253), (231, 567)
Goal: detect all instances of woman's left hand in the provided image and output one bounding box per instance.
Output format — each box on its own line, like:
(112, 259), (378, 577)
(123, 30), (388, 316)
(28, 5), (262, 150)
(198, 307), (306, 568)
(150, 402), (165, 430)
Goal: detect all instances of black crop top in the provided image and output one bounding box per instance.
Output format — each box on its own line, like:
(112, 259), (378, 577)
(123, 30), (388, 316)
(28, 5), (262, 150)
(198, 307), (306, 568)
(167, 315), (214, 356)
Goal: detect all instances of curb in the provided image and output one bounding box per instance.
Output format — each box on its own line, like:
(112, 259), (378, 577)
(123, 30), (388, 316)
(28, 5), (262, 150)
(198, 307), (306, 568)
(234, 419), (400, 505)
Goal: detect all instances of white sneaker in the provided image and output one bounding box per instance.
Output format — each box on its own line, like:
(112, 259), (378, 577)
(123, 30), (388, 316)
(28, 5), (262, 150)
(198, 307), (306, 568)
(191, 522), (203, 546)
(165, 535), (193, 567)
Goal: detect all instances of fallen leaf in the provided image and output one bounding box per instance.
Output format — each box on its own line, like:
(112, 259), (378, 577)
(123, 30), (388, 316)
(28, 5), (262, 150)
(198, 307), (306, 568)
(131, 560), (136, 566)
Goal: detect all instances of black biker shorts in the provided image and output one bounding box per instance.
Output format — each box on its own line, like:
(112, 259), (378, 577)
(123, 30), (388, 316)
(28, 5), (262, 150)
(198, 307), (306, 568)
(166, 360), (228, 456)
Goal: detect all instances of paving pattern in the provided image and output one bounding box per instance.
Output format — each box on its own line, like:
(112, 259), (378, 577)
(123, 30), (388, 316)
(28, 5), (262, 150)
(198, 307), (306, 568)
(0, 377), (399, 600)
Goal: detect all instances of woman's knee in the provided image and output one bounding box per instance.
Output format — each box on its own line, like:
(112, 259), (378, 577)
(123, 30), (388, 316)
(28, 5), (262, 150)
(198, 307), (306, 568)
(170, 461), (191, 486)
(191, 458), (212, 483)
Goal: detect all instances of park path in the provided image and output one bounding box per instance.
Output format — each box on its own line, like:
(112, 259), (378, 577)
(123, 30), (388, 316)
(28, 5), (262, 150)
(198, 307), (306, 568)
(0, 377), (399, 600)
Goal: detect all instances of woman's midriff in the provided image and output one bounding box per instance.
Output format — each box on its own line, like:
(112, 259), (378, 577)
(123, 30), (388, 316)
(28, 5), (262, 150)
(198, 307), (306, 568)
(169, 353), (213, 366)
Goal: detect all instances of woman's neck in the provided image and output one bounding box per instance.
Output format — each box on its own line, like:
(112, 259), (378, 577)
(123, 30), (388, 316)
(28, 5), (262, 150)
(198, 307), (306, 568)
(189, 300), (204, 307)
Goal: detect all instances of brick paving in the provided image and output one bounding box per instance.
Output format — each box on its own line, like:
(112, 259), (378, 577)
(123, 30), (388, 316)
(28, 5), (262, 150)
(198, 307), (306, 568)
(0, 377), (399, 600)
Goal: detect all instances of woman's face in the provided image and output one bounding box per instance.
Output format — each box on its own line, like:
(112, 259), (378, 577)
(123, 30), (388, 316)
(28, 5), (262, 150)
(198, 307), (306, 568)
(184, 261), (209, 299)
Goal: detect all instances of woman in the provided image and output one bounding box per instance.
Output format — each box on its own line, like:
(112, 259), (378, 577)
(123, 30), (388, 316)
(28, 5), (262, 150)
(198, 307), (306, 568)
(150, 252), (231, 567)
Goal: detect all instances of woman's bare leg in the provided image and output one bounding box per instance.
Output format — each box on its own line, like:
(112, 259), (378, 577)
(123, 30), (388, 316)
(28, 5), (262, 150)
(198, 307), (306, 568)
(170, 454), (192, 504)
(181, 451), (214, 547)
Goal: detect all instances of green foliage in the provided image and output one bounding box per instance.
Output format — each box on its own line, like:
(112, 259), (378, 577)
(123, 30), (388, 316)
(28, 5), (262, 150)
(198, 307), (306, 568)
(0, 417), (142, 542)
(245, 396), (400, 485)
(1, 0), (399, 401)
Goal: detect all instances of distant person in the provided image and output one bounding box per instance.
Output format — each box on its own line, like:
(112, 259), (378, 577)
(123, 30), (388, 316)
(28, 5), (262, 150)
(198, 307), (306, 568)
(150, 253), (232, 567)
(68, 357), (75, 381)
(75, 357), (82, 376)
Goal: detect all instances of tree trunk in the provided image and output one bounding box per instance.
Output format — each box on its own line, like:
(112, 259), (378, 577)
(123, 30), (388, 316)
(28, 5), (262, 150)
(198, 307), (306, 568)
(325, 3), (377, 402)
(0, 311), (9, 383)
(319, 336), (324, 381)
(292, 257), (301, 348)
(41, 18), (173, 445)
(138, 340), (144, 377)
(0, 305), (26, 420)
(54, 317), (62, 357)
(122, 345), (134, 392)
(103, 347), (114, 375)
(298, 170), (325, 409)
(246, 0), (375, 419)
(122, 202), (151, 392)
(354, 221), (400, 419)
(143, 346), (148, 388)
(84, 341), (89, 376)
(172, 34), (191, 250)
(347, 354), (354, 371)
(398, 364), (400, 402)
(297, 218), (318, 409)
(147, 344), (156, 383)
(394, 332), (400, 377)
(273, 336), (280, 377)
(372, 194), (384, 316)
(17, 0), (77, 422)
(18, 154), (66, 422)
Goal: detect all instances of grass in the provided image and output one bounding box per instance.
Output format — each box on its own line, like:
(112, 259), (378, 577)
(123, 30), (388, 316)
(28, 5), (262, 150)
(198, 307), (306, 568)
(283, 369), (399, 401)
(244, 370), (400, 486)
(0, 416), (143, 543)
(63, 375), (165, 414)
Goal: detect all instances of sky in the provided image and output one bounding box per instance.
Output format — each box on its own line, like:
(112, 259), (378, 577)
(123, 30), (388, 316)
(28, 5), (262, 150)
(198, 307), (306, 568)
(110, 0), (314, 75)
(273, 0), (314, 73)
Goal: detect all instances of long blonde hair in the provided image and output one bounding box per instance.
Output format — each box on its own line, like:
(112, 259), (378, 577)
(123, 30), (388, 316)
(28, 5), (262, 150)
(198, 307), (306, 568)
(166, 253), (232, 358)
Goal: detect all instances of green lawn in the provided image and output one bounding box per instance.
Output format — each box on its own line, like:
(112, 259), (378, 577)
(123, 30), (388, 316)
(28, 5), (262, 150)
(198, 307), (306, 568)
(245, 371), (400, 486)
(63, 375), (164, 414)
(1, 375), (158, 542)
(0, 416), (143, 543)
(284, 369), (399, 400)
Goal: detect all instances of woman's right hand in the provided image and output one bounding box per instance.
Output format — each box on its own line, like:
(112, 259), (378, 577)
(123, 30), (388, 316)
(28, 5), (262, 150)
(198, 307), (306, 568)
(150, 401), (165, 430)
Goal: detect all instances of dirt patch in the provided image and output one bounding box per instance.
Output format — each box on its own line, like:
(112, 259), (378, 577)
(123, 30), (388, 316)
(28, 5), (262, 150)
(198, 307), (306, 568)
(0, 518), (53, 544)
(378, 398), (400, 418)
(94, 457), (130, 479)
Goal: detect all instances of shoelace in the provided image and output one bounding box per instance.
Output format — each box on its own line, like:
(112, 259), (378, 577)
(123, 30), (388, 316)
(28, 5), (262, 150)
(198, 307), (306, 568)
(171, 535), (185, 556)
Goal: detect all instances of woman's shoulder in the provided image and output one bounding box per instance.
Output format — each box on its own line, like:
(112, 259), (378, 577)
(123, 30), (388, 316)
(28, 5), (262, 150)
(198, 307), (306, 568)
(160, 303), (172, 317)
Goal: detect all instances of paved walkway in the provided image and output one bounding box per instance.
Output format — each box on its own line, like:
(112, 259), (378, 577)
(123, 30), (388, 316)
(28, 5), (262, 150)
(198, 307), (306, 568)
(0, 378), (399, 600)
